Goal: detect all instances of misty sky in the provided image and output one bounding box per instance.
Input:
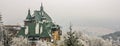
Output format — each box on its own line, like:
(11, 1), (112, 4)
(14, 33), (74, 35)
(0, 0), (120, 35)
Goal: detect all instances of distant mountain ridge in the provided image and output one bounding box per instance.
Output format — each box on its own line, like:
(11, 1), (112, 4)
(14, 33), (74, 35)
(102, 31), (120, 40)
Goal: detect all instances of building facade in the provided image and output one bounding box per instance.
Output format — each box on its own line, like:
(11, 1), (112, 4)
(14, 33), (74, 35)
(17, 5), (62, 42)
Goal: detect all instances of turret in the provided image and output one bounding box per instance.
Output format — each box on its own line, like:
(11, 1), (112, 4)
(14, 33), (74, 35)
(40, 3), (43, 11)
(24, 9), (32, 25)
(51, 24), (62, 40)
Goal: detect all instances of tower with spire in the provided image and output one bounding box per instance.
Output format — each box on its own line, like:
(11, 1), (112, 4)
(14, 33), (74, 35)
(17, 4), (62, 42)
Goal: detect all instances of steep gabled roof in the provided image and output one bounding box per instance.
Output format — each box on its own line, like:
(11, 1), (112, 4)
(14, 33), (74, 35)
(40, 22), (51, 38)
(33, 4), (52, 22)
(17, 27), (25, 36)
(34, 11), (42, 22)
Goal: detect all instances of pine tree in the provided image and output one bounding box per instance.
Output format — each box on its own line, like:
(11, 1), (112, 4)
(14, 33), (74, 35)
(64, 24), (82, 46)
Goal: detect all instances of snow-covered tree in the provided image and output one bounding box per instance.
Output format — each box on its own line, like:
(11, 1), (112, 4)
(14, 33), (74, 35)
(0, 41), (4, 46)
(76, 31), (113, 46)
(11, 36), (30, 46)
(63, 24), (83, 46)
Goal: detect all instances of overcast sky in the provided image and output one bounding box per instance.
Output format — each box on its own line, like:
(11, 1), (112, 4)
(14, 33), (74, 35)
(0, 0), (120, 35)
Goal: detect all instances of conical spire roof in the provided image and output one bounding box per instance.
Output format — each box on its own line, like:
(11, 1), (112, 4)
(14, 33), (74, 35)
(40, 3), (43, 11)
(26, 9), (32, 20)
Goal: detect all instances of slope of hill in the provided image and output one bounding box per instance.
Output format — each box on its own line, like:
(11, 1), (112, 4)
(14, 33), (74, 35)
(102, 31), (120, 40)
